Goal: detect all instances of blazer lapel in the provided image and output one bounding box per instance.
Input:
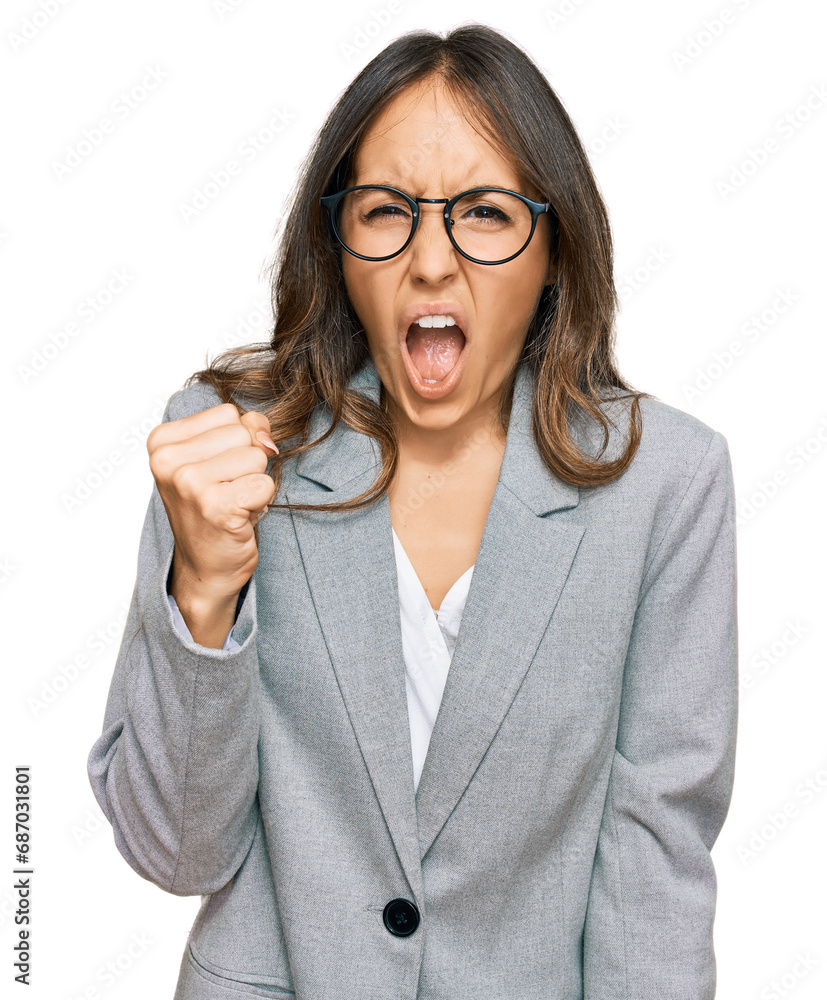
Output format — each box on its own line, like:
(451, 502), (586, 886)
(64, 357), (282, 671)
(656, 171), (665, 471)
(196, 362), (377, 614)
(285, 362), (424, 901)
(413, 363), (584, 859)
(285, 356), (585, 880)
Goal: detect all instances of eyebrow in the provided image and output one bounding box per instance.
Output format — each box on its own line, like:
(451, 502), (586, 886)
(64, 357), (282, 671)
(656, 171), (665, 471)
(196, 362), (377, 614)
(355, 178), (527, 196)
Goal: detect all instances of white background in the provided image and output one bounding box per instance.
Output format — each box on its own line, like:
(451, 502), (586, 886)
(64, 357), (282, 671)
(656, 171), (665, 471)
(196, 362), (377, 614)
(2, 0), (825, 997)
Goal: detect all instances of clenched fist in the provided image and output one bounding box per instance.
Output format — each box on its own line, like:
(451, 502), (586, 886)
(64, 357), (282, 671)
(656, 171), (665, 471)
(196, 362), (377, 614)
(147, 401), (279, 647)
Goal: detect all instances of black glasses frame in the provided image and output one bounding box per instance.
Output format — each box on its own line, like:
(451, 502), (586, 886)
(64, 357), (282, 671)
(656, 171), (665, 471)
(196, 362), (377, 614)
(319, 184), (557, 265)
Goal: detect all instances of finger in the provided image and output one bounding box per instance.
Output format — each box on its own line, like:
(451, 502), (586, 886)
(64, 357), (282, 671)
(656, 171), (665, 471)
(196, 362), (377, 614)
(172, 444), (272, 494)
(151, 423), (261, 477)
(147, 402), (241, 451)
(215, 473), (277, 516)
(239, 410), (279, 456)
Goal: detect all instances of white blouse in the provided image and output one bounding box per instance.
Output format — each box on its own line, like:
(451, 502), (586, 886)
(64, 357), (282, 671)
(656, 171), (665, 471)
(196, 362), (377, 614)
(391, 526), (475, 792)
(167, 527), (475, 792)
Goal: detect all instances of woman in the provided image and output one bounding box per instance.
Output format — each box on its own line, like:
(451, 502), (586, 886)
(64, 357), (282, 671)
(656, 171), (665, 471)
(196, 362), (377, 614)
(88, 24), (738, 1000)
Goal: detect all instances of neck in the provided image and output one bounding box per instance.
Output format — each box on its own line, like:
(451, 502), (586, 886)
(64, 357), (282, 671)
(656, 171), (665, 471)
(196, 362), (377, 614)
(385, 385), (510, 471)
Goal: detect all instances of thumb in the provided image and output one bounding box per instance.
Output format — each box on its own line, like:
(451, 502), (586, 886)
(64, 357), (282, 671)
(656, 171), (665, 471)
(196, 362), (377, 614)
(239, 410), (279, 456)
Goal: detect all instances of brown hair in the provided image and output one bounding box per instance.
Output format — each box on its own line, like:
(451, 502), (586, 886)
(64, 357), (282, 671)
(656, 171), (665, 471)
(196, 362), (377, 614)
(184, 23), (651, 513)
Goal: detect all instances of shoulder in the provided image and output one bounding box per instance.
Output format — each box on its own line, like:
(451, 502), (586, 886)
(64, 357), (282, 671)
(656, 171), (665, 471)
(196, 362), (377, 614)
(570, 391), (736, 567)
(634, 393), (728, 476)
(582, 388), (733, 500)
(162, 381), (266, 423)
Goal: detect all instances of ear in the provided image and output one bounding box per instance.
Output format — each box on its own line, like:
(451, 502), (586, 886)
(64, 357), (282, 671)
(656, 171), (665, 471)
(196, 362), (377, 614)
(544, 255), (558, 288)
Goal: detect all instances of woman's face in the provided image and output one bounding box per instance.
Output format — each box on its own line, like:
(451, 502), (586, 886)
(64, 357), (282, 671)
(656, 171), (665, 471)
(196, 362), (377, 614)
(340, 77), (555, 442)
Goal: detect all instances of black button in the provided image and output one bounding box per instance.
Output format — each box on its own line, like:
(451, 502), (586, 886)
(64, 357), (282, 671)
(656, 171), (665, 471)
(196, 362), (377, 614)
(383, 898), (420, 937)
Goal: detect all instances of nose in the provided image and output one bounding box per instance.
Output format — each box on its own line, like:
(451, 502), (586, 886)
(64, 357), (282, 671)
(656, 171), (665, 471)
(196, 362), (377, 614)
(405, 202), (458, 280)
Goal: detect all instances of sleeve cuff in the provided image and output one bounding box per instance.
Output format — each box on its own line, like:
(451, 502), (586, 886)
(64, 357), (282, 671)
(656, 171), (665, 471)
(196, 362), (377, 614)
(167, 592), (243, 652)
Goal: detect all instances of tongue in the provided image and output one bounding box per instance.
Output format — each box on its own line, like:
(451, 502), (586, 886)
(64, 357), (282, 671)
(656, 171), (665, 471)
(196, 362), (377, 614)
(406, 325), (465, 381)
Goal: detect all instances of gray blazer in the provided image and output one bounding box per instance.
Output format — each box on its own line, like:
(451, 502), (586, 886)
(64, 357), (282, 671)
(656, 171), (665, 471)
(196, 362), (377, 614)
(87, 356), (738, 1000)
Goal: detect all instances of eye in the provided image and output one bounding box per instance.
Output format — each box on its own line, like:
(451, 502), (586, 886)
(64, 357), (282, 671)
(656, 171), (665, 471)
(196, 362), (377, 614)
(466, 204), (508, 221)
(366, 203), (408, 219)
(452, 192), (516, 225)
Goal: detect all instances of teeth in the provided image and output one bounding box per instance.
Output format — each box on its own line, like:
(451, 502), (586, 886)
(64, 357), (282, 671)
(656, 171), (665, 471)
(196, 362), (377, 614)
(416, 314), (456, 329)
(423, 379), (439, 384)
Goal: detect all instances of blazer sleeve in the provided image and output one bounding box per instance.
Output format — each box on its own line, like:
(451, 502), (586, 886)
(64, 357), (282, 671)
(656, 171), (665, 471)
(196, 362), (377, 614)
(582, 429), (738, 1000)
(86, 389), (262, 897)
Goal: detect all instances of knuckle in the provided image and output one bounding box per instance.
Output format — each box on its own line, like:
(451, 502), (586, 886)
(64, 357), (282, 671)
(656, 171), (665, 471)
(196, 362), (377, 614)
(148, 442), (171, 480)
(240, 408), (270, 432)
(170, 462), (196, 495)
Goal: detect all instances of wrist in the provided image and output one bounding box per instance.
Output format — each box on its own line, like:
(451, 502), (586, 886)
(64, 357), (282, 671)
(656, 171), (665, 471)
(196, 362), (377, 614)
(167, 555), (246, 608)
(168, 569), (245, 650)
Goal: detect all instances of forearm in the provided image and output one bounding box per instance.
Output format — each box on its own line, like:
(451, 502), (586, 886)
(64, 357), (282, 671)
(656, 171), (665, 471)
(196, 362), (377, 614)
(167, 554), (243, 648)
(90, 543), (261, 895)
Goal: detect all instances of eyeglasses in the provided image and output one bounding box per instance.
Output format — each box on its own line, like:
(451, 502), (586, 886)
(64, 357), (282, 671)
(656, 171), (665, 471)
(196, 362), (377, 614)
(319, 185), (557, 265)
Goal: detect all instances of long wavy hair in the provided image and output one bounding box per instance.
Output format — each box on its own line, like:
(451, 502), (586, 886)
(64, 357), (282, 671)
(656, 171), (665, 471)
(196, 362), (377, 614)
(185, 23), (650, 514)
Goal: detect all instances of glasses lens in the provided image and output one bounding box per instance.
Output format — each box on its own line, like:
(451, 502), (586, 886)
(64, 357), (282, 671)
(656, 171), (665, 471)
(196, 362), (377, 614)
(450, 191), (534, 262)
(332, 188), (538, 262)
(334, 187), (413, 259)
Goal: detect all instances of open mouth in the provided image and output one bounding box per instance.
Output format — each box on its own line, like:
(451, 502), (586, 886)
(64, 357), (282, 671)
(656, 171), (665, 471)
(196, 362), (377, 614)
(404, 317), (467, 384)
